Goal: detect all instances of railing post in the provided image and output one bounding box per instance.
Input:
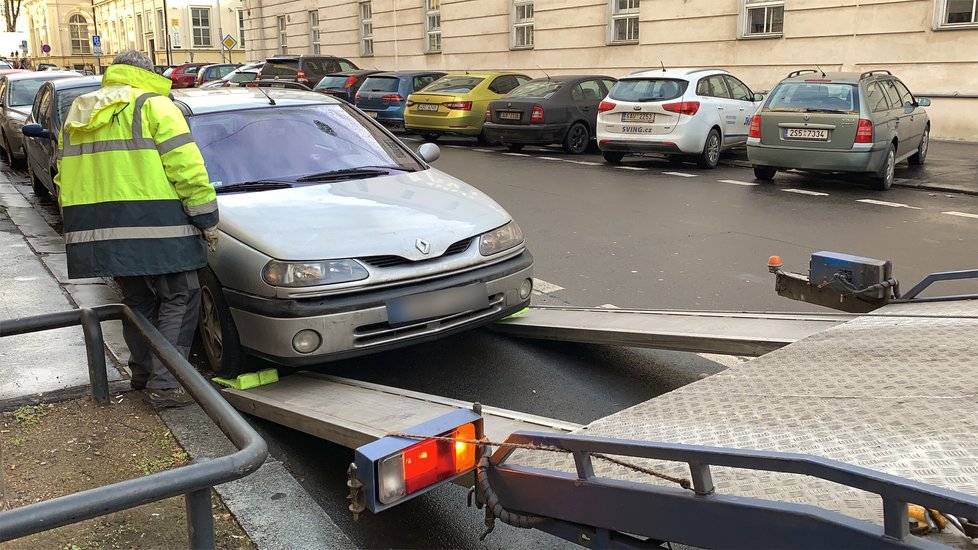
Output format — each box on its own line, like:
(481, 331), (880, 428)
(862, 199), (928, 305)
(882, 497), (909, 541)
(689, 462), (715, 495)
(79, 308), (108, 404)
(186, 488), (216, 549)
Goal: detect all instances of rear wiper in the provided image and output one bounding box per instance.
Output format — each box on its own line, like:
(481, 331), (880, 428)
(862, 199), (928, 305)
(214, 180), (293, 194)
(637, 97), (665, 102)
(296, 166), (414, 182)
(802, 108), (856, 114)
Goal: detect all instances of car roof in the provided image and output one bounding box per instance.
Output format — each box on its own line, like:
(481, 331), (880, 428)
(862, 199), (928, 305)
(368, 70), (446, 78)
(525, 74), (615, 83)
(2, 71), (78, 81)
(324, 70), (383, 77)
(438, 72), (526, 79)
(780, 72), (872, 84)
(172, 87), (340, 115)
(266, 55), (346, 60)
(202, 63), (239, 69)
(625, 67), (730, 79)
(49, 76), (102, 89)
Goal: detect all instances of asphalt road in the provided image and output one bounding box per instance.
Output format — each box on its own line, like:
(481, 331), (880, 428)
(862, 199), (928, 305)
(8, 135), (976, 548)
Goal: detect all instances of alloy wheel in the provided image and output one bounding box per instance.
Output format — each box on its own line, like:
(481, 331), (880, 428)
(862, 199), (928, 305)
(707, 134), (720, 166)
(569, 126), (587, 152)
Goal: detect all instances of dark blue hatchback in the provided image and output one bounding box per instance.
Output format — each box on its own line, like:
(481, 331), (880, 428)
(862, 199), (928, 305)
(354, 71), (446, 130)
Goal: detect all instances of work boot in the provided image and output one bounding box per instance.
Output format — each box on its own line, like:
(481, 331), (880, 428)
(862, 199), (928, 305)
(130, 377), (148, 391)
(139, 387), (194, 409)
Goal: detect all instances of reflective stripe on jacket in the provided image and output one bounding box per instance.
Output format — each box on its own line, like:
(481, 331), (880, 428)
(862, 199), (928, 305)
(55, 64), (218, 279)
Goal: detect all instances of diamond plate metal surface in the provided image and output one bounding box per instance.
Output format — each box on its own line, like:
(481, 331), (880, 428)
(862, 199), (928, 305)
(511, 301), (978, 547)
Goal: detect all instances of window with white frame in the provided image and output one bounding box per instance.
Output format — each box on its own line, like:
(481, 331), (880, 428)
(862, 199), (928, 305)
(309, 11), (320, 54)
(69, 14), (91, 55)
(157, 9), (165, 42)
(609, 0), (639, 44)
(741, 0), (784, 38)
(512, 0), (533, 49)
(937, 0), (978, 27)
(135, 14), (143, 50)
(360, 1), (373, 56)
(238, 10), (245, 47)
(191, 7), (212, 47)
(278, 16), (288, 54)
(424, 0), (441, 53)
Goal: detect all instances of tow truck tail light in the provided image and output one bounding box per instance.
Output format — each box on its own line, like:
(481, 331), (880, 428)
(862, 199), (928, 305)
(598, 100), (616, 113)
(662, 101), (700, 116)
(530, 105), (545, 123)
(377, 422), (478, 504)
(855, 119), (874, 143)
(382, 93), (404, 102)
(749, 115), (762, 138)
(443, 101), (473, 111)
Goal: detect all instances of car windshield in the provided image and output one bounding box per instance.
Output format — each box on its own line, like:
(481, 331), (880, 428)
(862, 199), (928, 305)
(10, 77), (66, 106)
(765, 82), (859, 114)
(506, 81), (563, 99)
(57, 85), (100, 123)
(610, 78), (688, 102)
(424, 76), (484, 94)
(360, 77), (399, 92)
(316, 76), (351, 89)
(189, 104), (425, 188)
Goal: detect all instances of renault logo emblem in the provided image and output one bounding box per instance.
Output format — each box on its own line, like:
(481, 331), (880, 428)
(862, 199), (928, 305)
(416, 238), (431, 255)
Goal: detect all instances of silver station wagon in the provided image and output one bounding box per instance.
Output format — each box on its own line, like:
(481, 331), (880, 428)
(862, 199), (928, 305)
(173, 88), (534, 376)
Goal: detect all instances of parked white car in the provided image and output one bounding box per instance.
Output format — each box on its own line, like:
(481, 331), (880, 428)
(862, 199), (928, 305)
(596, 68), (762, 168)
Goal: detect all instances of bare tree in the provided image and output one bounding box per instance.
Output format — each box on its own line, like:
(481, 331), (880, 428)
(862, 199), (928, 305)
(3, 0), (23, 33)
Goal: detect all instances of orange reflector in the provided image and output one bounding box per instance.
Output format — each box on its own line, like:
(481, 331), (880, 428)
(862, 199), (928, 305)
(454, 423), (476, 472)
(768, 255), (782, 267)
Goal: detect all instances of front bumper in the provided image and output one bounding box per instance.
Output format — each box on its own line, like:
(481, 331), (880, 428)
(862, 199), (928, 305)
(747, 143), (888, 173)
(483, 122), (569, 145)
(225, 249), (534, 366)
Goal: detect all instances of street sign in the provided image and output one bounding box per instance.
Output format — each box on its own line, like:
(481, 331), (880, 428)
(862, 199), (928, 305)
(41, 44), (51, 53)
(222, 34), (237, 50)
(92, 35), (101, 48)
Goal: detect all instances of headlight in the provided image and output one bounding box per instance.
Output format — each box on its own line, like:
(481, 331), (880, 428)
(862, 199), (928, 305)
(479, 221), (524, 256)
(262, 259), (368, 287)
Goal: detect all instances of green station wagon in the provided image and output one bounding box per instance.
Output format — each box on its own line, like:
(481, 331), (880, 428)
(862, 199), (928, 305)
(746, 69), (931, 190)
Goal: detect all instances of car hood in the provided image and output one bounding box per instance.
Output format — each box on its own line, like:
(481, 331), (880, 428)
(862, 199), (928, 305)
(216, 168), (511, 261)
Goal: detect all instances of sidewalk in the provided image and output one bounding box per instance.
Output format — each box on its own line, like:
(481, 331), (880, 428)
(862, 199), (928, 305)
(0, 172), (354, 549)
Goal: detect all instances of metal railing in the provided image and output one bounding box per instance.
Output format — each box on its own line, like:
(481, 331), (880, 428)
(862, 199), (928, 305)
(895, 269), (978, 302)
(0, 304), (268, 548)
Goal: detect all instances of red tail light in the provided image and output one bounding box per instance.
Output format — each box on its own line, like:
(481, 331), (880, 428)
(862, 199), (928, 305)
(855, 119), (874, 143)
(355, 93), (362, 101)
(344, 76), (358, 88)
(662, 101), (700, 116)
(406, 99), (415, 107)
(485, 109), (491, 122)
(749, 115), (761, 138)
(297, 69), (308, 84)
(382, 93), (404, 102)
(530, 105), (545, 124)
(255, 73), (262, 81)
(443, 101), (472, 111)
(598, 100), (616, 113)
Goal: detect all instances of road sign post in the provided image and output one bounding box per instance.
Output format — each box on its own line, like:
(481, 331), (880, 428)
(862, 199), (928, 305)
(222, 34), (237, 65)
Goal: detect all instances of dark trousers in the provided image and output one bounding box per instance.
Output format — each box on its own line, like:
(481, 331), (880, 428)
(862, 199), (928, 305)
(117, 271), (201, 390)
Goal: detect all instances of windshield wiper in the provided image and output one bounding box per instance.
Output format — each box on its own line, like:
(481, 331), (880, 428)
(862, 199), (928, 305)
(296, 166), (414, 183)
(214, 180), (294, 194)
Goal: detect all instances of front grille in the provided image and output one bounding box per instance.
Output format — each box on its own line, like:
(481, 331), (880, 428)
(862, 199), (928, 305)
(354, 293), (505, 346)
(360, 237), (473, 269)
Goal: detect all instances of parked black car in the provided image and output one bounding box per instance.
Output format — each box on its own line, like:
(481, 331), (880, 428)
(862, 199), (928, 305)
(313, 70), (384, 103)
(484, 75), (616, 154)
(259, 55), (359, 88)
(21, 76), (102, 197)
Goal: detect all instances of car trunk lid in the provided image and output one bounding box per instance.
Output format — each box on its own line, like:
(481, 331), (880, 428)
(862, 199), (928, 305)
(357, 76), (401, 109)
(600, 78), (691, 136)
(489, 99), (538, 125)
(759, 82), (860, 149)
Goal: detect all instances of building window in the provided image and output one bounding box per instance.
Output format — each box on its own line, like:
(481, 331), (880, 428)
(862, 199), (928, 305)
(135, 14), (143, 50)
(157, 9), (165, 42)
(360, 1), (373, 56)
(937, 0), (978, 27)
(191, 7), (212, 47)
(69, 14), (91, 55)
(741, 0), (784, 38)
(424, 0), (441, 53)
(278, 16), (287, 54)
(609, 0), (639, 44)
(238, 10), (245, 47)
(511, 0), (533, 49)
(309, 11), (320, 54)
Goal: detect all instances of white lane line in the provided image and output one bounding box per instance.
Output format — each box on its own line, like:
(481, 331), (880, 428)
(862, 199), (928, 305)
(943, 211), (978, 219)
(445, 145), (465, 149)
(782, 188), (829, 196)
(502, 152), (531, 157)
(597, 303), (620, 309)
(662, 171), (698, 178)
(563, 159), (602, 166)
(719, 179), (759, 186)
(533, 278), (565, 294)
(616, 166), (647, 171)
(472, 148), (494, 153)
(538, 156), (564, 161)
(857, 199), (921, 210)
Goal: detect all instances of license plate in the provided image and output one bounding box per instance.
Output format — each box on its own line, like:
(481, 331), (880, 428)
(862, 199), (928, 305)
(784, 128), (828, 140)
(622, 112), (655, 122)
(417, 104), (440, 112)
(499, 112), (521, 121)
(365, 111), (378, 118)
(386, 284), (489, 326)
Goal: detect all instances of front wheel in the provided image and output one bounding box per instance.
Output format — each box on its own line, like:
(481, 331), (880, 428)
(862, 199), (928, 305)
(753, 166), (777, 181)
(908, 127), (929, 166)
(28, 163), (50, 197)
(198, 268), (248, 378)
(602, 151), (625, 164)
(696, 128), (721, 169)
(871, 144), (896, 191)
(562, 122), (589, 155)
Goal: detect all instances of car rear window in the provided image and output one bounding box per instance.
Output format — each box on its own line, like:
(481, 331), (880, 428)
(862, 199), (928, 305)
(316, 75), (351, 89)
(425, 76), (484, 94)
(226, 71), (257, 83)
(262, 60), (298, 77)
(506, 81), (563, 99)
(610, 78), (688, 102)
(360, 76), (400, 92)
(10, 77), (68, 106)
(184, 66), (201, 74)
(765, 82), (859, 114)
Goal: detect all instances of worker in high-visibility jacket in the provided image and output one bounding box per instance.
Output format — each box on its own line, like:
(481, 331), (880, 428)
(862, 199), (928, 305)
(55, 50), (218, 408)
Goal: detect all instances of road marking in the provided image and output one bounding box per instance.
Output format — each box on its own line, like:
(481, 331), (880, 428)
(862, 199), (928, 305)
(662, 171), (698, 178)
(563, 159), (602, 166)
(597, 303), (620, 309)
(503, 152), (531, 157)
(856, 199), (921, 210)
(719, 179), (759, 186)
(616, 166), (647, 171)
(943, 211), (978, 219)
(445, 145), (465, 149)
(782, 188), (829, 196)
(472, 148), (494, 153)
(533, 278), (565, 294)
(538, 156), (564, 161)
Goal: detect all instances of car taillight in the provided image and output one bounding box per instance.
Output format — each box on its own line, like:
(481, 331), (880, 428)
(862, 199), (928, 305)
(406, 99), (415, 107)
(485, 109), (491, 122)
(662, 101), (700, 116)
(382, 93), (404, 102)
(355, 93), (362, 101)
(530, 105), (544, 124)
(598, 100), (616, 112)
(749, 115), (761, 138)
(255, 73), (262, 81)
(344, 76), (358, 88)
(297, 69), (308, 84)
(443, 101), (472, 111)
(377, 423), (477, 504)
(855, 119), (874, 143)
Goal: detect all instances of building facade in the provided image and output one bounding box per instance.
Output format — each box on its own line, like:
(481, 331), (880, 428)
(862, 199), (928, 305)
(241, 0), (978, 141)
(22, 0), (97, 69)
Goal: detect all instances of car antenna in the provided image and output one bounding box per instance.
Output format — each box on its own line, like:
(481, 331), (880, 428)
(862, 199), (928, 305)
(537, 65), (550, 82)
(253, 84), (277, 106)
(814, 64), (826, 78)
(660, 61), (666, 72)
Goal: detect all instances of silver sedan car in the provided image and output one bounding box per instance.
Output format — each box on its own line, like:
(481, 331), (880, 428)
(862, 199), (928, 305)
(0, 71), (76, 168)
(174, 88), (534, 377)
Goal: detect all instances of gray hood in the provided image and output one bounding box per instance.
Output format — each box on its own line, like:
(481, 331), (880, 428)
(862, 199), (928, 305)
(216, 168), (511, 261)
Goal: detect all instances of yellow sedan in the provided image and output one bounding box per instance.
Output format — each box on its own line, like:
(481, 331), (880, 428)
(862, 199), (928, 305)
(405, 72), (530, 144)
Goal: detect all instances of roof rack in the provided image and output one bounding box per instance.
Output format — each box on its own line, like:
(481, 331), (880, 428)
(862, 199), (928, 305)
(859, 69), (892, 79)
(787, 69), (820, 78)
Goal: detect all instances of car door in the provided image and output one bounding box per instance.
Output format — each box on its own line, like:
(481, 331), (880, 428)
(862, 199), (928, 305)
(0, 78), (8, 131)
(891, 78), (925, 149)
(722, 75), (758, 145)
(570, 79), (605, 130)
(697, 75), (736, 144)
(878, 79), (914, 158)
(35, 87), (56, 191)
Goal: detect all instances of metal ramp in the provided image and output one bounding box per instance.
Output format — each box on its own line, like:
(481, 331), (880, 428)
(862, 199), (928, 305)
(492, 306), (851, 356)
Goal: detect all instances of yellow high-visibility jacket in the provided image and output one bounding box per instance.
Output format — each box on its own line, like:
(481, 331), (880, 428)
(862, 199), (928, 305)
(55, 63), (217, 279)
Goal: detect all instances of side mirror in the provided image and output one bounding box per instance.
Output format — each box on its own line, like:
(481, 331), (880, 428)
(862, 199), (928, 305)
(916, 97), (931, 107)
(752, 92), (765, 102)
(417, 142), (440, 164)
(22, 123), (52, 139)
